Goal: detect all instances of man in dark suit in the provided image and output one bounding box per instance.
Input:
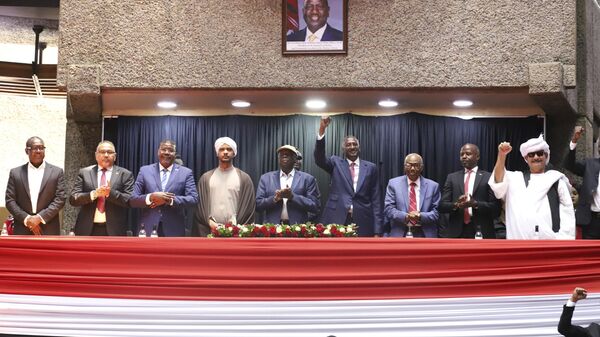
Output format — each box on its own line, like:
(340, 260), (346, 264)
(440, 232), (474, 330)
(256, 145), (320, 225)
(69, 141), (134, 236)
(565, 126), (600, 239)
(314, 117), (383, 236)
(286, 0), (343, 42)
(439, 143), (501, 238)
(129, 140), (198, 236)
(558, 287), (600, 337)
(385, 153), (440, 238)
(5, 136), (66, 235)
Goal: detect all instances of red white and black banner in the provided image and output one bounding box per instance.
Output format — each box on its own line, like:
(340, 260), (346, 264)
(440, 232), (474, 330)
(1, 237), (599, 336)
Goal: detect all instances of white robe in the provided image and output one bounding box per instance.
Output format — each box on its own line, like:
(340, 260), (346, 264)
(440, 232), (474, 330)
(488, 169), (575, 240)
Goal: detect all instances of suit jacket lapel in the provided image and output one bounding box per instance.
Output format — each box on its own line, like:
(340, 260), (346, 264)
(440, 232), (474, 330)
(290, 171), (299, 191)
(471, 171), (484, 195)
(91, 165), (99, 189)
(341, 159), (354, 191)
(153, 163), (163, 191)
(401, 176), (410, 211)
(356, 161), (367, 193)
(165, 164), (180, 191)
(38, 164), (52, 196)
(20, 164), (31, 201)
(419, 177), (426, 208)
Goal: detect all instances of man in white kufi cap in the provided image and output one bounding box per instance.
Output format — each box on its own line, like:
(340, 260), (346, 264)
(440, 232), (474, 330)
(488, 135), (575, 239)
(193, 137), (255, 237)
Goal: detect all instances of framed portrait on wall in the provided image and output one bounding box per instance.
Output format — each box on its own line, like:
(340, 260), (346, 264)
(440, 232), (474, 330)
(282, 0), (348, 55)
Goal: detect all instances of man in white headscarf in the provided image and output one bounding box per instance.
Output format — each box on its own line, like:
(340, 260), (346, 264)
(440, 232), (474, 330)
(488, 135), (575, 239)
(193, 137), (255, 237)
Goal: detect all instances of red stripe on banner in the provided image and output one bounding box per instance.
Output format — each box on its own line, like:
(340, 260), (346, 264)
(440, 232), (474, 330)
(0, 237), (600, 301)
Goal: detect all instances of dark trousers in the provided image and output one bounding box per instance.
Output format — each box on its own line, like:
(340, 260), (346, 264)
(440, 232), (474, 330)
(582, 215), (600, 239)
(91, 223), (108, 236)
(459, 223), (476, 239)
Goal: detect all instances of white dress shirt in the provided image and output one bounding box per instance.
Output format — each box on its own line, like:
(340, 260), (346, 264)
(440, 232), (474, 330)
(280, 169), (295, 220)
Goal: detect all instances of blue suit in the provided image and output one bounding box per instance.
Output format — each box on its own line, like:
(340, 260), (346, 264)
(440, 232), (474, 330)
(255, 170), (321, 225)
(314, 137), (383, 236)
(384, 175), (440, 238)
(286, 25), (343, 42)
(130, 163), (198, 236)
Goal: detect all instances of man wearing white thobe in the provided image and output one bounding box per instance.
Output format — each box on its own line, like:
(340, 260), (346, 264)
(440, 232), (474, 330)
(488, 135), (575, 240)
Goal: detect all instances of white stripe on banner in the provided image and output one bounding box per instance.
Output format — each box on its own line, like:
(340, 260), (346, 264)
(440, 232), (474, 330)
(2, 293), (600, 337)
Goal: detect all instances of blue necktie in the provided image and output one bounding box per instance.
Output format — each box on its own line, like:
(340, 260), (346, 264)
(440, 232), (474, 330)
(161, 169), (168, 191)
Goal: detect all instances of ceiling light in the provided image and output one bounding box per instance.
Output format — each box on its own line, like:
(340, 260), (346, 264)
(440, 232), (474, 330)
(458, 115), (474, 120)
(231, 100), (251, 108)
(157, 101), (177, 109)
(378, 99), (398, 108)
(306, 99), (327, 109)
(453, 100), (473, 107)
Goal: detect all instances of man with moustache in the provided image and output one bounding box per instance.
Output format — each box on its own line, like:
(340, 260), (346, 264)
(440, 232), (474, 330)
(5, 136), (66, 235)
(286, 0), (343, 42)
(385, 153), (441, 238)
(130, 140), (198, 236)
(256, 145), (320, 225)
(489, 135), (575, 239)
(194, 137), (255, 237)
(314, 117), (383, 237)
(439, 143), (500, 238)
(69, 141), (134, 236)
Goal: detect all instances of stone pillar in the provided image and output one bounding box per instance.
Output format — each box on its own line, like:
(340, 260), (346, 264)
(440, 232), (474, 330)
(62, 65), (103, 228)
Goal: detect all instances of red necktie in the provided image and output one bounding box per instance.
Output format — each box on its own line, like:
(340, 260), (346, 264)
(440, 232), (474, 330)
(409, 182), (417, 225)
(97, 169), (106, 213)
(349, 162), (356, 181)
(464, 170), (472, 224)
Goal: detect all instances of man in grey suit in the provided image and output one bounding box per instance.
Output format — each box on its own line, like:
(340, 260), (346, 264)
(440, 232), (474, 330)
(5, 136), (66, 235)
(69, 141), (134, 236)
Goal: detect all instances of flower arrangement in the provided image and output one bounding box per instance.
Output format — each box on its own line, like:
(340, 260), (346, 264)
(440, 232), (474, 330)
(209, 223), (357, 238)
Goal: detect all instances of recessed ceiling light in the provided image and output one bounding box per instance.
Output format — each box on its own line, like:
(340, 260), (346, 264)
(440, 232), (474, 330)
(306, 99), (327, 109)
(453, 100), (473, 107)
(231, 100), (251, 108)
(458, 115), (474, 120)
(157, 101), (177, 109)
(378, 99), (398, 108)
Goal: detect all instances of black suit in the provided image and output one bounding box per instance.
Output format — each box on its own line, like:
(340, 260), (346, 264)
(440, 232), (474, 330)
(69, 165), (134, 236)
(439, 169), (500, 238)
(558, 305), (600, 337)
(5, 162), (66, 235)
(565, 149), (600, 238)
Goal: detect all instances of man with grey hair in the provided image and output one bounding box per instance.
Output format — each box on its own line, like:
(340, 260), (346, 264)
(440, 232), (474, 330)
(489, 135), (575, 239)
(5, 136), (66, 235)
(384, 153), (440, 238)
(194, 137), (255, 237)
(70, 140), (134, 236)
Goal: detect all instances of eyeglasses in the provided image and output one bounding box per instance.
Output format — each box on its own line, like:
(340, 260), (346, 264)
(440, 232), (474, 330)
(404, 163), (422, 168)
(526, 151), (546, 158)
(26, 146), (46, 152)
(97, 150), (115, 155)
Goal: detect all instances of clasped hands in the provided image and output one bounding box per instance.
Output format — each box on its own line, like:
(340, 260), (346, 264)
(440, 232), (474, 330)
(454, 194), (478, 210)
(274, 188), (293, 202)
(24, 214), (44, 235)
(405, 211), (420, 225)
(149, 191), (175, 208)
(95, 182), (111, 198)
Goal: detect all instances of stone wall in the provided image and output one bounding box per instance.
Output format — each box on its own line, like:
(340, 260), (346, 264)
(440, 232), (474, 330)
(58, 0), (576, 89)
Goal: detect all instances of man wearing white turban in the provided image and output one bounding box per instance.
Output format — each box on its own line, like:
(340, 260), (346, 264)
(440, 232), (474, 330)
(488, 135), (575, 239)
(193, 137), (255, 237)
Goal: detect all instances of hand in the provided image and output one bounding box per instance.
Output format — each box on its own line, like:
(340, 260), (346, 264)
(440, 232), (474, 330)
(279, 188), (293, 199)
(571, 287), (587, 302)
(406, 211), (420, 224)
(25, 215), (43, 235)
(96, 184), (111, 198)
(319, 116), (331, 135)
(572, 126), (584, 143)
(149, 192), (175, 208)
(274, 189), (283, 202)
(498, 142), (512, 156)
(455, 194), (469, 209)
(208, 218), (220, 230)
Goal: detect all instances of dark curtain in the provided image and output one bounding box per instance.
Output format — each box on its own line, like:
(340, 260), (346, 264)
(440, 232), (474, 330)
(105, 112), (543, 232)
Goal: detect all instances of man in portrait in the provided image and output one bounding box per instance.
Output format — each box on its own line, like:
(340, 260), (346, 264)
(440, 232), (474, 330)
(287, 0), (343, 42)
